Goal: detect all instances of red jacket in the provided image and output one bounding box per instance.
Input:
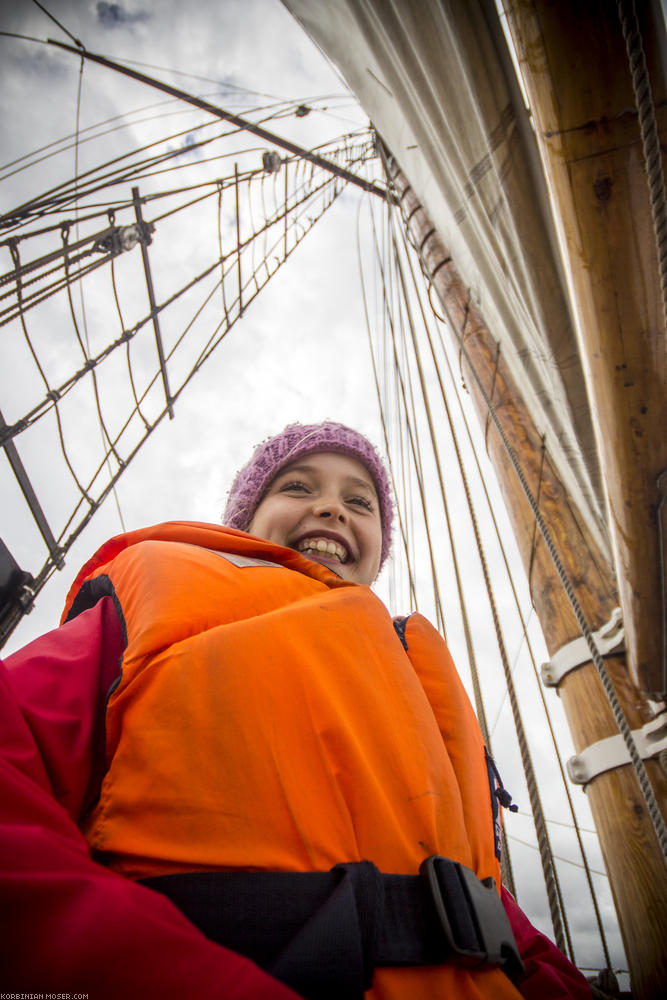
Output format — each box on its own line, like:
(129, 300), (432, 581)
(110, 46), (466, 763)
(1, 522), (591, 999)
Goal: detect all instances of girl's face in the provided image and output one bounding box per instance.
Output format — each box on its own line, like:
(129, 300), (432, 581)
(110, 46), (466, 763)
(248, 451), (383, 585)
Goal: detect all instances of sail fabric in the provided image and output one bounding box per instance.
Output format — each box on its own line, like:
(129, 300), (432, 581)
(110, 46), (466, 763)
(283, 0), (610, 556)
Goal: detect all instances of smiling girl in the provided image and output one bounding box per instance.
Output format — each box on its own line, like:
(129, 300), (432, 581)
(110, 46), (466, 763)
(1, 422), (590, 999)
(247, 453), (382, 584)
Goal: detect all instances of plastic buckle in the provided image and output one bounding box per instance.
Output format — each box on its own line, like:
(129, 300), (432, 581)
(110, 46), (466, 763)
(420, 856), (524, 982)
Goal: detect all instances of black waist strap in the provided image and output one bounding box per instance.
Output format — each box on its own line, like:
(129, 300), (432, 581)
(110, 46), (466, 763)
(142, 856), (524, 999)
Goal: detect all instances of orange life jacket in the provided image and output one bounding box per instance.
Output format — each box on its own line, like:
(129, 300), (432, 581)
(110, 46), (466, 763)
(63, 521), (521, 1000)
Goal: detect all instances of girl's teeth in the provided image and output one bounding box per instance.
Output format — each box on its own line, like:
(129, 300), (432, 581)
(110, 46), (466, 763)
(297, 538), (347, 562)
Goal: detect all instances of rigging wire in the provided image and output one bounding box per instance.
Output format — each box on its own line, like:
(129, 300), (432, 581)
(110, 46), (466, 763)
(385, 150), (667, 863)
(1, 145), (350, 623)
(2, 118), (242, 229)
(385, 163), (621, 964)
(1, 113), (372, 235)
(0, 93), (358, 183)
(356, 202), (418, 612)
(31, 0), (83, 49)
(378, 154), (631, 959)
(424, 261), (613, 963)
(0, 136), (375, 335)
(43, 38), (389, 204)
(392, 219), (419, 613)
(1, 18), (628, 963)
(505, 834), (608, 878)
(366, 202), (446, 633)
(412, 224), (612, 958)
(102, 59), (363, 128)
(368, 188), (608, 936)
(107, 57), (288, 103)
(515, 810), (598, 837)
(107, 211), (150, 433)
(38, 160), (353, 427)
(458, 320), (667, 860)
(0, 31), (46, 45)
(617, 0), (667, 336)
(384, 195), (527, 896)
(70, 50), (126, 533)
(391, 218), (489, 724)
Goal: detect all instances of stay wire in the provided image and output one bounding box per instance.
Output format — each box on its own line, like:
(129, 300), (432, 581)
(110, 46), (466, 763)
(9, 241), (91, 504)
(2, 120), (231, 229)
(107, 211), (150, 433)
(390, 228), (428, 612)
(387, 205), (523, 899)
(62, 229), (119, 465)
(516, 809), (597, 836)
(390, 196), (613, 960)
(390, 217), (490, 734)
(392, 167), (667, 863)
(368, 202), (446, 633)
(386, 213), (419, 614)
(425, 301), (610, 964)
(54, 163), (345, 547)
(166, 172), (345, 393)
(357, 202), (418, 611)
(1, 141), (364, 332)
(383, 197), (445, 629)
(71, 56), (127, 532)
(0, 92), (347, 182)
(617, 0), (667, 334)
(393, 232), (419, 612)
(31, 0), (83, 49)
(506, 833), (608, 879)
(379, 208), (416, 613)
(1, 101), (327, 232)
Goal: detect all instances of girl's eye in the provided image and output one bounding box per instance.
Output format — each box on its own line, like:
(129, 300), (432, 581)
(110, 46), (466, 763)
(280, 480), (310, 494)
(348, 496), (373, 511)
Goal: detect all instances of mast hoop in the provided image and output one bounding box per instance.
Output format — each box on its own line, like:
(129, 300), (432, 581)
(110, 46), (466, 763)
(541, 609), (625, 688)
(568, 714), (667, 786)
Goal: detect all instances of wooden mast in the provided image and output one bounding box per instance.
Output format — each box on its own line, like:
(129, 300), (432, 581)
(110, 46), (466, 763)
(386, 160), (667, 998)
(500, 0), (667, 699)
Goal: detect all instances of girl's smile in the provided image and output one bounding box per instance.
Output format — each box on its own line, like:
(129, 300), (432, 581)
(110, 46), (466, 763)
(248, 451), (383, 585)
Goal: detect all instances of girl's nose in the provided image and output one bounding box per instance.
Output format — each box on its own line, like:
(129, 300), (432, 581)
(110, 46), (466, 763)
(313, 498), (346, 522)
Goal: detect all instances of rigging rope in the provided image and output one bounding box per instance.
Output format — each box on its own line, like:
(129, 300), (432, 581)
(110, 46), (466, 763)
(617, 0), (667, 336)
(71, 52), (125, 533)
(108, 211), (149, 434)
(1, 132), (357, 635)
(378, 151), (626, 961)
(384, 190), (574, 951)
(423, 267), (612, 963)
(367, 205), (446, 633)
(357, 210), (418, 614)
(390, 214), (525, 900)
(8, 241), (90, 505)
(31, 0), (83, 50)
(389, 160), (667, 863)
(2, 107), (367, 234)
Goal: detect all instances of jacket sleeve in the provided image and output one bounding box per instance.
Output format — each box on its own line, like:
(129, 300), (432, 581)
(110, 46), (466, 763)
(0, 598), (300, 1000)
(501, 887), (592, 999)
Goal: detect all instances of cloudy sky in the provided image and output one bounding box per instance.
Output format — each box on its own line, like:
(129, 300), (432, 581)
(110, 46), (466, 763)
(0, 0), (626, 980)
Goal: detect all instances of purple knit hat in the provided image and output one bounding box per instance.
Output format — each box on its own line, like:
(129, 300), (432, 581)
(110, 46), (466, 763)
(224, 421), (393, 570)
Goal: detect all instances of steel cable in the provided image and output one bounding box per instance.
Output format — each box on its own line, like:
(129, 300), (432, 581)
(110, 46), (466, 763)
(384, 145), (667, 862)
(617, 0), (667, 334)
